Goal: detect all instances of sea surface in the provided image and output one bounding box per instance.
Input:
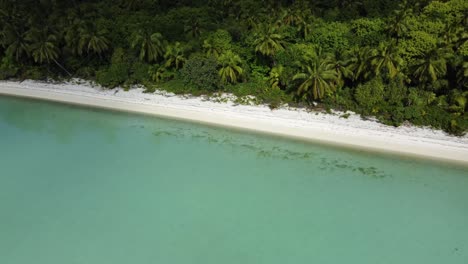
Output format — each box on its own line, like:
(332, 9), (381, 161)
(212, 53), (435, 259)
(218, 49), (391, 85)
(1, 95), (467, 264)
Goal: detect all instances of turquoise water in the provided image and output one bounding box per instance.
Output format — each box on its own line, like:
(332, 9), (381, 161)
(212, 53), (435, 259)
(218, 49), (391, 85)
(0, 95), (467, 264)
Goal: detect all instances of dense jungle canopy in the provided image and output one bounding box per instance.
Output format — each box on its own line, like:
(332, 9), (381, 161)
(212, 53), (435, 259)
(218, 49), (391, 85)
(1, 0), (467, 134)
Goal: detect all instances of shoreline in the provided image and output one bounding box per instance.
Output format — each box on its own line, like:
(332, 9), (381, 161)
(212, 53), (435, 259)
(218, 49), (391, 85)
(1, 80), (468, 165)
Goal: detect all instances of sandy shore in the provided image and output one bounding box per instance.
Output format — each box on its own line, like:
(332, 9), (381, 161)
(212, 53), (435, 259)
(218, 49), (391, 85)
(1, 80), (467, 165)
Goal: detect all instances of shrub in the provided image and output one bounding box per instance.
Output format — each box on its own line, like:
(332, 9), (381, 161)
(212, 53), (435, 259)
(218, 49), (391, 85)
(354, 78), (385, 113)
(95, 64), (128, 88)
(159, 79), (199, 95)
(385, 78), (408, 107)
(129, 62), (149, 84)
(0, 56), (19, 79)
(399, 31), (438, 62)
(306, 21), (351, 52)
(203, 29), (232, 56)
(180, 55), (220, 91)
(21, 66), (48, 80)
(350, 18), (386, 46)
(95, 48), (130, 88)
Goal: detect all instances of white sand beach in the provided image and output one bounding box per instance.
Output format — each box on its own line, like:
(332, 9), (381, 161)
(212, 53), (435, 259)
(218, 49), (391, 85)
(1, 79), (467, 165)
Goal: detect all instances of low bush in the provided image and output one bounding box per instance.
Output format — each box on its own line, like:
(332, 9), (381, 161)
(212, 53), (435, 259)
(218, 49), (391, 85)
(354, 78), (385, 114)
(0, 56), (19, 79)
(180, 55), (220, 91)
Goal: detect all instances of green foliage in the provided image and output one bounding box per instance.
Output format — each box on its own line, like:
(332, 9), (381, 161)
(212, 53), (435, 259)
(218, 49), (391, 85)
(399, 31), (438, 61)
(306, 22), (350, 52)
(159, 79), (200, 95)
(293, 48), (338, 101)
(95, 65), (128, 88)
(0, 0), (466, 134)
(25, 28), (59, 64)
(180, 55), (220, 91)
(354, 78), (385, 113)
(148, 64), (174, 83)
(218, 50), (244, 84)
(164, 42), (187, 69)
(21, 66), (48, 80)
(0, 56), (19, 79)
(129, 62), (150, 84)
(350, 18), (386, 46)
(95, 48), (130, 88)
(131, 31), (165, 62)
(268, 65), (285, 89)
(77, 26), (110, 56)
(370, 41), (403, 79)
(252, 24), (286, 58)
(410, 47), (450, 87)
(385, 78), (408, 107)
(203, 30), (232, 58)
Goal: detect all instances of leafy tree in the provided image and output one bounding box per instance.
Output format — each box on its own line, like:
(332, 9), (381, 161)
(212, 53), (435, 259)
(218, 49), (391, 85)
(307, 21), (351, 52)
(399, 30), (438, 61)
(350, 18), (386, 46)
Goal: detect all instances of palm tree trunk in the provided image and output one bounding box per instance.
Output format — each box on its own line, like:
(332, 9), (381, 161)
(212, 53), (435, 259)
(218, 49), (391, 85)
(52, 58), (72, 77)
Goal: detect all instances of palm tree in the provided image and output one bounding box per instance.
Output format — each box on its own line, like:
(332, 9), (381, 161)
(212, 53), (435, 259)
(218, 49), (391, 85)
(64, 17), (86, 56)
(411, 47), (451, 85)
(278, 8), (312, 39)
(2, 27), (30, 61)
(338, 0), (363, 10)
(164, 42), (186, 70)
(121, 0), (142, 10)
(293, 49), (339, 101)
(370, 42), (403, 79)
(252, 24), (285, 58)
(386, 1), (411, 43)
(218, 50), (244, 84)
(203, 40), (222, 58)
(269, 65), (285, 89)
(148, 64), (166, 83)
(78, 27), (110, 56)
(25, 29), (58, 64)
(243, 15), (259, 31)
(25, 28), (71, 76)
(331, 50), (354, 89)
(280, 8), (303, 27)
(184, 17), (201, 39)
(346, 46), (373, 82)
(131, 31), (165, 63)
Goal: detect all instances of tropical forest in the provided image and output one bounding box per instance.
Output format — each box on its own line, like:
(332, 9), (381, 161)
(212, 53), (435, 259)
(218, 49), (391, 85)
(1, 0), (467, 134)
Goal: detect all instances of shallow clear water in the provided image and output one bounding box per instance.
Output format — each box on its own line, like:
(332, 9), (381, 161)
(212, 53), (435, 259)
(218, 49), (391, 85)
(0, 95), (467, 264)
